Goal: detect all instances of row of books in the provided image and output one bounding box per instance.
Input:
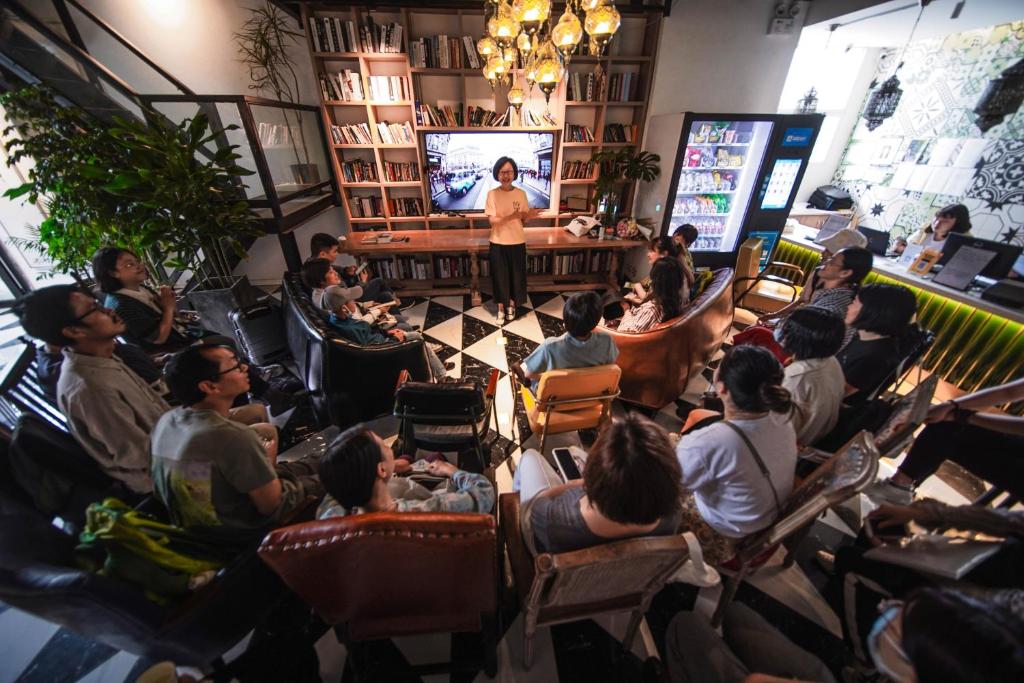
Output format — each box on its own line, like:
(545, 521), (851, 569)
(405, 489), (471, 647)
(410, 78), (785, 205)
(604, 124), (639, 143)
(416, 102), (463, 127)
(564, 124), (595, 142)
(607, 72), (637, 102)
(382, 161), (420, 182)
(388, 197), (423, 217)
(309, 16), (403, 54)
(566, 72), (599, 102)
(555, 250), (614, 275)
(520, 108), (558, 127)
(409, 35), (480, 70)
(330, 123), (373, 145)
(349, 196), (384, 218)
(340, 160), (378, 183)
(562, 160), (596, 180)
(467, 106), (510, 127)
(318, 70), (363, 102)
(366, 75), (411, 102)
(376, 121), (415, 145)
(256, 122), (295, 147)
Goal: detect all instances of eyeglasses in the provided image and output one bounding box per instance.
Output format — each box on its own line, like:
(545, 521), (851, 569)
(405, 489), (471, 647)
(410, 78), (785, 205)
(70, 299), (112, 325)
(498, 170), (515, 176)
(215, 356), (247, 376)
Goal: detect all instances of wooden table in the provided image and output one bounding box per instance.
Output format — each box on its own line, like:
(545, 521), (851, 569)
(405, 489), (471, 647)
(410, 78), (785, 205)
(340, 228), (646, 305)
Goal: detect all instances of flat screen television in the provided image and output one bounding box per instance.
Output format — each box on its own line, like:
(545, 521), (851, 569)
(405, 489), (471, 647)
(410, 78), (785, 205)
(423, 131), (554, 213)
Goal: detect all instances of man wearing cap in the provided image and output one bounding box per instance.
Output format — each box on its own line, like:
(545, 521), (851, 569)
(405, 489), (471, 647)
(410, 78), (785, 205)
(815, 227), (868, 261)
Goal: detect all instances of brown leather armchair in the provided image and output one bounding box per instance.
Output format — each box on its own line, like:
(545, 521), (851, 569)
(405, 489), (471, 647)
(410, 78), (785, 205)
(258, 512), (498, 677)
(601, 268), (734, 410)
(499, 493), (690, 669)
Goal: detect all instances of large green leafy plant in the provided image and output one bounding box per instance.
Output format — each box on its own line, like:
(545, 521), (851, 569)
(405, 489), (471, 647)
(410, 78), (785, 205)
(2, 86), (259, 283)
(591, 148), (660, 222)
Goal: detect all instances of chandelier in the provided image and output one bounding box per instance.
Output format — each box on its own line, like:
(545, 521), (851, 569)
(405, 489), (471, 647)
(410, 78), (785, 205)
(862, 0), (927, 132)
(478, 0), (620, 107)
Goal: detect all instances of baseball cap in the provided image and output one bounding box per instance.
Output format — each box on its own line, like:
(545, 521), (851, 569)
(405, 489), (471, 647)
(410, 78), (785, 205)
(323, 284), (363, 312)
(816, 228), (867, 253)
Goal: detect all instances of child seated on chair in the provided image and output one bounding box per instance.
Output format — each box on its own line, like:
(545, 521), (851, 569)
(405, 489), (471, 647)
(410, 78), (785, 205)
(309, 232), (397, 305)
(316, 424), (494, 518)
(301, 258), (413, 331)
(511, 291), (618, 390)
(514, 413), (682, 554)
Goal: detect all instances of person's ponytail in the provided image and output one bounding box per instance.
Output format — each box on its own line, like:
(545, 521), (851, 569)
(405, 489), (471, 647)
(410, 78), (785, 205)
(718, 346), (792, 415)
(758, 383), (793, 415)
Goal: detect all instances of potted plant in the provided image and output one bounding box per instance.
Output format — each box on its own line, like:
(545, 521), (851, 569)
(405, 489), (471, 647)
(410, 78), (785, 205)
(590, 148), (660, 226)
(235, 2), (318, 185)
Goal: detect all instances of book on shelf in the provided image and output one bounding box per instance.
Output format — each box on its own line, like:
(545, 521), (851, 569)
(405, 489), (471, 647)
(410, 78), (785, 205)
(520, 108), (557, 127)
(607, 72), (636, 102)
(566, 72), (600, 102)
(310, 16), (361, 53)
(467, 106), (509, 127)
(387, 197), (423, 217)
(257, 122), (299, 147)
(330, 123), (373, 145)
(375, 120), (415, 145)
(382, 161), (420, 182)
(432, 255), (477, 279)
(320, 69), (363, 101)
(416, 102), (463, 127)
(341, 159), (379, 183)
(358, 16), (403, 54)
(409, 35), (479, 69)
(366, 75), (410, 102)
(349, 195), (384, 218)
(561, 160), (595, 180)
(564, 124), (594, 142)
(603, 123), (639, 143)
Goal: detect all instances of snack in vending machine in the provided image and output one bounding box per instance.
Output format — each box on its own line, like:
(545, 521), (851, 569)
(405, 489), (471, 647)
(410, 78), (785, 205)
(723, 129), (736, 144)
(716, 148), (731, 166)
(687, 149), (702, 167)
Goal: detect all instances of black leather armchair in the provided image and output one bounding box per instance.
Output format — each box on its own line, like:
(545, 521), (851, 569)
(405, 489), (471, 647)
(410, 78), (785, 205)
(280, 272), (430, 428)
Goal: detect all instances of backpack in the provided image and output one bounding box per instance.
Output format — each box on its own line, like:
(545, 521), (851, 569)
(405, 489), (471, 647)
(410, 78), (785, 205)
(76, 498), (235, 602)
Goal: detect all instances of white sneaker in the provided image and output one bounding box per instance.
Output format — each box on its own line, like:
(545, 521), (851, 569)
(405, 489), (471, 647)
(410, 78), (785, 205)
(495, 311), (505, 325)
(507, 305), (516, 321)
(863, 479), (914, 506)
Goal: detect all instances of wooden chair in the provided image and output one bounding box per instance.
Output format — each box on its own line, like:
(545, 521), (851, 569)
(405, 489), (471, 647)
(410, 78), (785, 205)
(258, 512), (499, 678)
(711, 431), (880, 627)
(500, 492), (689, 669)
(513, 364), (621, 454)
(733, 237), (807, 326)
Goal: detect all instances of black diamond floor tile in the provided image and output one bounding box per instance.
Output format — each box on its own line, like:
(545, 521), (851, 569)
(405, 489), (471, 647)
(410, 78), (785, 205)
(463, 315), (500, 347)
(535, 310), (565, 339)
(529, 291), (559, 309)
(423, 300), (462, 329)
(503, 329), (539, 367)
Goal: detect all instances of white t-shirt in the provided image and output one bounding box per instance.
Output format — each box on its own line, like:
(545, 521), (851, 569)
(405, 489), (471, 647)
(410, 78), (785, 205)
(484, 186), (528, 245)
(676, 415), (797, 538)
(782, 357), (845, 445)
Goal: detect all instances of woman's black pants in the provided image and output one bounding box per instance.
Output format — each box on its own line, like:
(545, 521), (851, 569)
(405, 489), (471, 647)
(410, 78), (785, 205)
(489, 242), (527, 307)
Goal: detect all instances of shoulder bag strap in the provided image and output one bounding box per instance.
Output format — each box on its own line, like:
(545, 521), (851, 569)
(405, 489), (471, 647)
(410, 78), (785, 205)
(720, 420), (783, 518)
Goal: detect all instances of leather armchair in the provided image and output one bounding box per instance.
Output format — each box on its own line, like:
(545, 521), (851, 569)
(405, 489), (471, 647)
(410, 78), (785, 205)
(280, 272), (430, 428)
(601, 268), (734, 410)
(259, 511), (499, 676)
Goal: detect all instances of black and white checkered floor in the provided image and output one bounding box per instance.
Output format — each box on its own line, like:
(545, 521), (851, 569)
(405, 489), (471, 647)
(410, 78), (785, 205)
(0, 292), (971, 683)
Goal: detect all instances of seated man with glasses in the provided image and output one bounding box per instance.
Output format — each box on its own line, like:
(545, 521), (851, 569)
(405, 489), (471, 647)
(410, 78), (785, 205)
(152, 346), (323, 543)
(14, 284), (171, 495)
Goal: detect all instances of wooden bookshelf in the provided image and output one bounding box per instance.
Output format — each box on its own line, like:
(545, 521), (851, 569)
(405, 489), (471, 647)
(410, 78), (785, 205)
(301, 3), (662, 233)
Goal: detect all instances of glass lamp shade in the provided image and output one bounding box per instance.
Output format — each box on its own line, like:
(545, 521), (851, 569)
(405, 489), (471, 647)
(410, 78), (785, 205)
(482, 63), (499, 89)
(551, 6), (583, 59)
(512, 0), (550, 35)
(477, 36), (498, 57)
(580, 0), (602, 11)
(524, 50), (539, 89)
(863, 74), (902, 131)
(508, 85), (526, 112)
(974, 58), (1024, 133)
(503, 47), (518, 69)
(488, 1), (521, 49)
(534, 40), (564, 102)
(487, 54), (508, 78)
(517, 31), (534, 53)
(585, 2), (620, 50)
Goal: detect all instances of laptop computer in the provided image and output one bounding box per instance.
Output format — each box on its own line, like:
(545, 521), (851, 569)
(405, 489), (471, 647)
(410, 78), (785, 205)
(857, 225), (890, 256)
(812, 214), (851, 243)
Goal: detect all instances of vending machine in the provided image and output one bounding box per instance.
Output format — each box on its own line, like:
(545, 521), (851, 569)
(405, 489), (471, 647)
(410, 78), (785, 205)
(635, 112), (823, 270)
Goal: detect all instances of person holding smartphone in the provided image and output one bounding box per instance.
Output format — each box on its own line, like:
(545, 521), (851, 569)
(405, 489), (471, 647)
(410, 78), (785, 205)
(485, 156), (539, 325)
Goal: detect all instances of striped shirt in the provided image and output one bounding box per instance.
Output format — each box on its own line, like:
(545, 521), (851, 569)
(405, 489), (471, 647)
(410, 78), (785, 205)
(617, 300), (664, 333)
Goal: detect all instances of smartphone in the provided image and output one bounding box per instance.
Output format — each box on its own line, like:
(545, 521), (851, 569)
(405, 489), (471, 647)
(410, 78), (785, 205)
(552, 447), (582, 482)
(354, 262), (369, 276)
(864, 517), (906, 544)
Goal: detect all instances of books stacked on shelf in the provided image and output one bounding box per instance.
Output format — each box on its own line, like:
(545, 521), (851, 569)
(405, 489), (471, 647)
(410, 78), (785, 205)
(566, 72), (599, 101)
(562, 160), (595, 180)
(388, 197), (423, 216)
(366, 75), (410, 102)
(587, 250), (612, 273)
(341, 159), (379, 183)
(374, 256), (436, 280)
(319, 70), (364, 101)
(382, 161), (420, 182)
(433, 255), (476, 279)
(309, 16), (359, 53)
(409, 35), (480, 69)
(416, 102), (463, 127)
(526, 254), (551, 275)
(520, 108), (557, 127)
(564, 124), (595, 142)
(607, 72), (637, 102)
(603, 124), (639, 143)
(257, 122), (296, 147)
(363, 17), (402, 53)
(350, 196), (384, 217)
(467, 106), (509, 127)
(375, 121), (415, 145)
(330, 123), (373, 145)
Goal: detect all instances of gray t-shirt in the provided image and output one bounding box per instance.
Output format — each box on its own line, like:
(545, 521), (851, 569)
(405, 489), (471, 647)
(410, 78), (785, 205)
(522, 331), (618, 378)
(151, 407), (303, 539)
(528, 486), (681, 555)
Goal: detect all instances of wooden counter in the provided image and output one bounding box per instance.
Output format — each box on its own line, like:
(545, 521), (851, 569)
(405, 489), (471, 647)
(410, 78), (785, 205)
(340, 228), (646, 305)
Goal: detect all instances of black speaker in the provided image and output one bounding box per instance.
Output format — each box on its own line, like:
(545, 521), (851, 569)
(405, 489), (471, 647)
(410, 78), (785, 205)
(809, 185), (853, 211)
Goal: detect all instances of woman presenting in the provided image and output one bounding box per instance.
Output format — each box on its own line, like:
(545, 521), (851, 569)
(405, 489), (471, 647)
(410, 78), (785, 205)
(485, 156), (539, 324)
